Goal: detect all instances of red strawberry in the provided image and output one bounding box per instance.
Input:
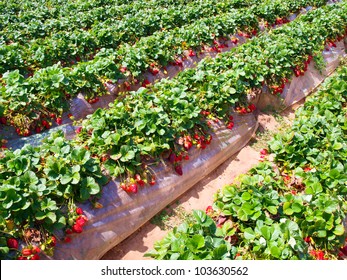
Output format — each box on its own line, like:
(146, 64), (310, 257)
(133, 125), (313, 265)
(7, 238), (18, 249)
(49, 113), (56, 119)
(101, 155), (108, 162)
(64, 237), (72, 243)
(30, 254), (40, 260)
(135, 174), (145, 186)
(75, 127), (82, 134)
(304, 236), (311, 243)
(150, 68), (159, 75)
(149, 179), (156, 186)
(227, 122), (234, 130)
(31, 246), (40, 254)
(76, 207), (83, 215)
(50, 236), (57, 247)
(231, 37), (239, 44)
(55, 118), (62, 125)
(22, 248), (32, 256)
(35, 126), (42, 133)
(65, 228), (73, 234)
(120, 66), (127, 73)
(260, 149), (268, 155)
(183, 140), (192, 150)
(128, 183), (138, 194)
(205, 205), (213, 215)
(124, 81), (131, 91)
(174, 165), (183, 176)
(72, 223), (83, 233)
(188, 49), (195, 57)
(184, 155), (189, 160)
(76, 216), (86, 227)
(141, 79), (151, 88)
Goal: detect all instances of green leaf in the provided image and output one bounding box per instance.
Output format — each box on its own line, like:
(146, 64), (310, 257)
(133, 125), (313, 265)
(333, 224), (344, 236)
(332, 142), (343, 150)
(244, 228), (256, 240)
(270, 246), (281, 258)
(241, 192), (252, 201)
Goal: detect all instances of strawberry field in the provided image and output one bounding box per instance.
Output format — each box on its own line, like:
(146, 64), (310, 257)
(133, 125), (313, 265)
(0, 0), (347, 260)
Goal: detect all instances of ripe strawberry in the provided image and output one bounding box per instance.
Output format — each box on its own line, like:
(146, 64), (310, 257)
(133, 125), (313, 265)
(128, 183), (138, 194)
(32, 246), (41, 254)
(248, 104), (256, 111)
(51, 236), (57, 247)
(304, 236), (311, 243)
(64, 237), (72, 243)
(149, 179), (156, 186)
(101, 155), (108, 162)
(49, 113), (56, 119)
(120, 66), (127, 73)
(7, 238), (18, 249)
(184, 155), (189, 160)
(135, 174), (145, 186)
(30, 254), (40, 260)
(55, 118), (62, 125)
(227, 122), (234, 130)
(22, 248), (32, 256)
(35, 126), (42, 133)
(141, 79), (151, 88)
(75, 127), (82, 134)
(240, 108), (247, 114)
(231, 37), (239, 44)
(175, 154), (182, 162)
(174, 165), (183, 176)
(76, 207), (84, 215)
(150, 68), (159, 75)
(124, 81), (131, 91)
(120, 183), (127, 191)
(188, 49), (195, 57)
(66, 228), (73, 234)
(260, 149), (268, 155)
(76, 216), (86, 227)
(183, 141), (193, 151)
(72, 223), (83, 233)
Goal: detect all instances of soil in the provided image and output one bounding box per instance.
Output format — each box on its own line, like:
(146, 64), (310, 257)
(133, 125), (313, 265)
(100, 103), (302, 260)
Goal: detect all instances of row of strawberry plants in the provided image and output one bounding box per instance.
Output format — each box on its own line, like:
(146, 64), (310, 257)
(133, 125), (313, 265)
(0, 0), (249, 43)
(145, 60), (347, 260)
(0, 0), (329, 136)
(0, 1), (345, 260)
(0, 0), (255, 73)
(72, 2), (347, 189)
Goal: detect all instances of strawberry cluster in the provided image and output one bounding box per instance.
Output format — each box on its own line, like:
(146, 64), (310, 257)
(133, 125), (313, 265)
(65, 207), (88, 242)
(309, 249), (327, 260)
(235, 103), (256, 115)
(149, 62), (160, 75)
(270, 77), (289, 95)
(293, 55), (313, 77)
(17, 246), (41, 260)
(120, 173), (156, 194)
